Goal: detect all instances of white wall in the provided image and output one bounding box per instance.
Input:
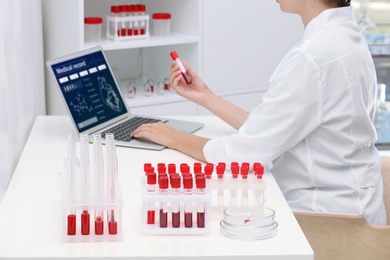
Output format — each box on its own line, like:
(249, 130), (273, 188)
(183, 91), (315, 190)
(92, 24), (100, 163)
(0, 0), (46, 202)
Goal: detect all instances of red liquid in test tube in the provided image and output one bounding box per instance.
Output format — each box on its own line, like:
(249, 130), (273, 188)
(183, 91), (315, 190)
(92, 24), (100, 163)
(170, 51), (192, 84)
(146, 171), (157, 224)
(170, 174), (181, 228)
(183, 175), (193, 228)
(159, 174), (169, 228)
(196, 174), (206, 228)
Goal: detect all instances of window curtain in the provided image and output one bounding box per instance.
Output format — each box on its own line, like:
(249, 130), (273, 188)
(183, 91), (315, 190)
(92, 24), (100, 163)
(0, 0), (46, 202)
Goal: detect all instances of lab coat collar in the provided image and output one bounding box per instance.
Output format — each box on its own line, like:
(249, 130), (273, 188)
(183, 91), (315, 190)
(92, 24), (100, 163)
(304, 6), (354, 39)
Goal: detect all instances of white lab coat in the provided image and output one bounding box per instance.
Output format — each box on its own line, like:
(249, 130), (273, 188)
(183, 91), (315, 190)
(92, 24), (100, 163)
(203, 7), (387, 226)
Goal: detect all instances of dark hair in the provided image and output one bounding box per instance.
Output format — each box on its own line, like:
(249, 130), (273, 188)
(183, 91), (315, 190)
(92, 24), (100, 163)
(337, 0), (351, 7)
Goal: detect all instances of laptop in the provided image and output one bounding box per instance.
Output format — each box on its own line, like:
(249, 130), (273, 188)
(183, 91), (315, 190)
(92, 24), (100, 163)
(46, 46), (203, 150)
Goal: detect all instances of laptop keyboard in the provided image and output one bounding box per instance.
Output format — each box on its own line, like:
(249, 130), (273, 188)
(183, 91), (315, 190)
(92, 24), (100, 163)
(101, 116), (161, 142)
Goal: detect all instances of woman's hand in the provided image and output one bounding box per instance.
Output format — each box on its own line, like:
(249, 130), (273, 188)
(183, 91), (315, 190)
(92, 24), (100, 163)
(169, 60), (212, 107)
(131, 121), (181, 149)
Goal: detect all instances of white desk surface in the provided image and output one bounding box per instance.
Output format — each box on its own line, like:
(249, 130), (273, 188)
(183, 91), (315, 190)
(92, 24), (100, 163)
(0, 115), (313, 260)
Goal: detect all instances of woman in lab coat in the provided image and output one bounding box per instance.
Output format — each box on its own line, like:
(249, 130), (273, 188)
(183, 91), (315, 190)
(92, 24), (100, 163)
(132, 0), (387, 226)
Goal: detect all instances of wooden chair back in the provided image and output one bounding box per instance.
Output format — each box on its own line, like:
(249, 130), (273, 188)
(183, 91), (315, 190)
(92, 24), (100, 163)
(293, 156), (390, 260)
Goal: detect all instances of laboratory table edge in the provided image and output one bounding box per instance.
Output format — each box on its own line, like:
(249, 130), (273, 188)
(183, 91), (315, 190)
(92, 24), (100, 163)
(0, 115), (314, 260)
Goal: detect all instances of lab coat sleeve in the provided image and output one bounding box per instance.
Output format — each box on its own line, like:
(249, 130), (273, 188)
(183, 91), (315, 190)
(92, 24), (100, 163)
(204, 47), (323, 165)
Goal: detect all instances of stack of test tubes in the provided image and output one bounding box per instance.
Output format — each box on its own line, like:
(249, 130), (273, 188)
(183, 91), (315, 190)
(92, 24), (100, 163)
(106, 4), (149, 41)
(204, 162), (266, 220)
(62, 132), (123, 242)
(141, 163), (211, 235)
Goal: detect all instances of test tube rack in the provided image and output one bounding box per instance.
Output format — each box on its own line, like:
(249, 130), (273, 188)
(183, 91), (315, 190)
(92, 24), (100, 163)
(141, 189), (211, 235)
(61, 133), (123, 243)
(140, 171), (211, 236)
(106, 14), (150, 41)
(142, 162), (266, 223)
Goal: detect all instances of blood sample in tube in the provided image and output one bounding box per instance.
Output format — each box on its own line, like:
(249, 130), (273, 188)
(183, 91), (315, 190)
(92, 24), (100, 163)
(170, 51), (192, 84)
(159, 174), (169, 228)
(183, 175), (193, 228)
(146, 171), (157, 224)
(196, 174), (206, 228)
(170, 174), (181, 228)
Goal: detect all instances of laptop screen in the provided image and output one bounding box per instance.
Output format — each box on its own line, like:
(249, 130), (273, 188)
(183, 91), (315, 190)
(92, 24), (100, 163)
(50, 50), (127, 133)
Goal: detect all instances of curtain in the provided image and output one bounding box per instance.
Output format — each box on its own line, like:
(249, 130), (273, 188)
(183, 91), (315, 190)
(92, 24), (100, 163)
(0, 0), (46, 202)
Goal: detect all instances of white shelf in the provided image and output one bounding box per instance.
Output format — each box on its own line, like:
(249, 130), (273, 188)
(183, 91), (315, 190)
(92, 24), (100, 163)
(84, 33), (199, 51)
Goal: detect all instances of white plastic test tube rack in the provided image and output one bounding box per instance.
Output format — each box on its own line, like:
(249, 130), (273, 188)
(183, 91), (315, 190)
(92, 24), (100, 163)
(141, 166), (211, 236)
(106, 14), (150, 41)
(62, 132), (123, 242)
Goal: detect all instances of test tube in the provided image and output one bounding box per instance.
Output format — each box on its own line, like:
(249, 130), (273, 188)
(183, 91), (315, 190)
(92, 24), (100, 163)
(183, 174), (193, 228)
(170, 51), (192, 84)
(254, 163), (266, 203)
(119, 5), (128, 36)
(240, 163), (249, 207)
(106, 133), (118, 234)
(66, 133), (77, 236)
(133, 4), (140, 35)
(196, 174), (206, 228)
(139, 4), (146, 35)
(127, 5), (134, 36)
(158, 174), (169, 228)
(230, 162), (239, 206)
(216, 163), (225, 209)
(93, 133), (104, 235)
(80, 133), (91, 235)
(146, 171), (157, 224)
(170, 174), (181, 228)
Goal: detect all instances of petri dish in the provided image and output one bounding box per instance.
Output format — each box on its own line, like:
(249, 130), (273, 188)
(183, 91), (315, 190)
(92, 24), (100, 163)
(220, 220), (278, 241)
(223, 206), (275, 228)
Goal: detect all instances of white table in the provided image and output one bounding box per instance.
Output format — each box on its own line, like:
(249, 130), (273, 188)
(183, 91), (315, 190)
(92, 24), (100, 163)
(0, 115), (313, 259)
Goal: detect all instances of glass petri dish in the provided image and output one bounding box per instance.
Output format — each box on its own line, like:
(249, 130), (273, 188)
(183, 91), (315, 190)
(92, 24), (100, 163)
(223, 206), (275, 228)
(220, 220), (278, 241)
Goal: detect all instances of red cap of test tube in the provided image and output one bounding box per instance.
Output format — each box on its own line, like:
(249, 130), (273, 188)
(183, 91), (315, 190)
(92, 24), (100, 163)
(231, 162), (239, 179)
(159, 174), (169, 189)
(170, 51), (179, 60)
(241, 164), (249, 180)
(204, 164), (213, 179)
(193, 162), (202, 174)
(196, 174), (206, 189)
(183, 175), (193, 189)
(216, 164), (224, 179)
(170, 174), (181, 189)
(168, 163), (176, 175)
(147, 171), (157, 185)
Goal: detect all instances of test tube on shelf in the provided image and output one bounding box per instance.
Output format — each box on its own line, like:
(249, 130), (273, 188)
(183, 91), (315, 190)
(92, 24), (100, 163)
(127, 5), (134, 36)
(159, 174), (169, 228)
(119, 5), (128, 36)
(183, 174), (193, 228)
(66, 133), (77, 236)
(138, 4), (146, 35)
(196, 174), (206, 228)
(146, 171), (157, 225)
(240, 163), (249, 207)
(110, 5), (120, 37)
(132, 4), (140, 35)
(106, 133), (118, 235)
(80, 133), (91, 235)
(170, 174), (181, 228)
(93, 133), (104, 235)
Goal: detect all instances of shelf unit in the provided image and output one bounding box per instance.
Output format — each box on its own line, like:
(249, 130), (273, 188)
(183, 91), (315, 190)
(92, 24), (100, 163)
(43, 0), (202, 115)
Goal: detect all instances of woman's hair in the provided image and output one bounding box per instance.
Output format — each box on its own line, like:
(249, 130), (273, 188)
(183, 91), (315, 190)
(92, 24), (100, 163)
(337, 0), (351, 7)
